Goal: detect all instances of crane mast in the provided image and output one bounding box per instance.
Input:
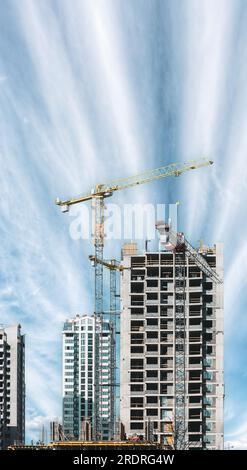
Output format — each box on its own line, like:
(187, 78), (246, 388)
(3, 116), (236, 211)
(56, 158), (214, 443)
(156, 222), (222, 449)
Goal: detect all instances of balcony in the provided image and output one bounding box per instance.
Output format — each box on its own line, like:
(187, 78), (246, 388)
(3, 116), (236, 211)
(146, 287), (158, 292)
(146, 300), (159, 305)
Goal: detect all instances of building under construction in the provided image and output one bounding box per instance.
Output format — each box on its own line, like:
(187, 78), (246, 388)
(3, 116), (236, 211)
(56, 158), (223, 447)
(120, 225), (224, 449)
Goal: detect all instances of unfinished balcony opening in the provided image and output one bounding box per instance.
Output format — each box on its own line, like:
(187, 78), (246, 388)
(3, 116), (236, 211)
(147, 396), (158, 405)
(146, 344), (158, 354)
(189, 344), (201, 355)
(147, 267), (159, 278)
(189, 408), (202, 420)
(146, 370), (158, 381)
(131, 346), (144, 354)
(130, 384), (143, 393)
(160, 280), (173, 292)
(146, 383), (158, 393)
(160, 293), (173, 305)
(146, 357), (158, 367)
(131, 269), (145, 281)
(131, 257), (145, 268)
(189, 278), (202, 288)
(160, 345), (173, 356)
(161, 267), (173, 279)
(131, 320), (144, 332)
(130, 422), (144, 430)
(131, 307), (144, 318)
(160, 306), (173, 318)
(206, 256), (216, 268)
(189, 318), (202, 328)
(131, 358), (144, 370)
(130, 410), (143, 420)
(131, 295), (144, 306)
(189, 267), (201, 278)
(160, 358), (173, 369)
(189, 331), (201, 343)
(190, 293), (202, 304)
(146, 318), (158, 330)
(146, 254), (159, 265)
(160, 332), (173, 343)
(160, 371), (173, 381)
(161, 253), (173, 265)
(189, 305), (202, 317)
(189, 396), (201, 405)
(189, 370), (201, 381)
(130, 371), (143, 383)
(204, 319), (213, 329)
(146, 279), (158, 290)
(146, 331), (158, 343)
(130, 333), (144, 345)
(160, 319), (173, 332)
(189, 357), (201, 367)
(131, 282), (144, 294)
(188, 422), (202, 432)
(146, 292), (158, 304)
(160, 384), (173, 395)
(131, 397), (143, 408)
(188, 384), (201, 395)
(146, 305), (158, 316)
(146, 408), (158, 417)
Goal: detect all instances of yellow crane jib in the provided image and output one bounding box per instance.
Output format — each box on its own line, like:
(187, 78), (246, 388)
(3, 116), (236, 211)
(89, 255), (125, 272)
(55, 158), (213, 211)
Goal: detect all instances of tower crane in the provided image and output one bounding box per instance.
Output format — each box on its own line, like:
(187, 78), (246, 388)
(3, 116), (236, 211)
(89, 255), (124, 440)
(56, 157), (213, 441)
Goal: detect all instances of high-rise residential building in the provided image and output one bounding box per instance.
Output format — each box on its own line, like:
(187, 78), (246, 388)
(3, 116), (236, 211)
(120, 238), (224, 450)
(0, 324), (25, 450)
(62, 315), (112, 441)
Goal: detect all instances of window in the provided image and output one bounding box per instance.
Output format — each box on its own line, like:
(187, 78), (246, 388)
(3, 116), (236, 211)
(146, 383), (158, 391)
(188, 383), (201, 394)
(147, 332), (158, 339)
(146, 357), (158, 365)
(146, 409), (158, 416)
(131, 359), (144, 369)
(131, 397), (143, 408)
(130, 422), (143, 430)
(131, 346), (144, 354)
(189, 409), (201, 419)
(146, 344), (158, 352)
(131, 384), (143, 392)
(130, 372), (143, 382)
(147, 396), (158, 404)
(147, 318), (158, 326)
(130, 410), (143, 420)
(146, 370), (158, 378)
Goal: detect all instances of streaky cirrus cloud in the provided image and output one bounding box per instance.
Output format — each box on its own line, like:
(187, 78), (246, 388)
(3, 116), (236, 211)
(0, 0), (247, 446)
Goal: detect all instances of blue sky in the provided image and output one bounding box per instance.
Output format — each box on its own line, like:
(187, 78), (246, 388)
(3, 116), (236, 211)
(0, 0), (247, 447)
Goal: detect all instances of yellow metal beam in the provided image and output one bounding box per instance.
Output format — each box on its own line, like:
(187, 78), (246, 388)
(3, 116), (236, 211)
(55, 158), (213, 208)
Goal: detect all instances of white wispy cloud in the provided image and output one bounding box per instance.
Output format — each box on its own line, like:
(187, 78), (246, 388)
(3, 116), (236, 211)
(1, 0), (247, 445)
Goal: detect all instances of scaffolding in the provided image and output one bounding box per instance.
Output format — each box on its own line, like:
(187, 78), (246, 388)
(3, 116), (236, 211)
(156, 221), (222, 448)
(109, 264), (117, 440)
(174, 249), (186, 449)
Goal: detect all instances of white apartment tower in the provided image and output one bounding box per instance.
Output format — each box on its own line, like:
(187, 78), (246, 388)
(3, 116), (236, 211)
(0, 324), (25, 449)
(120, 240), (224, 450)
(62, 315), (112, 440)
